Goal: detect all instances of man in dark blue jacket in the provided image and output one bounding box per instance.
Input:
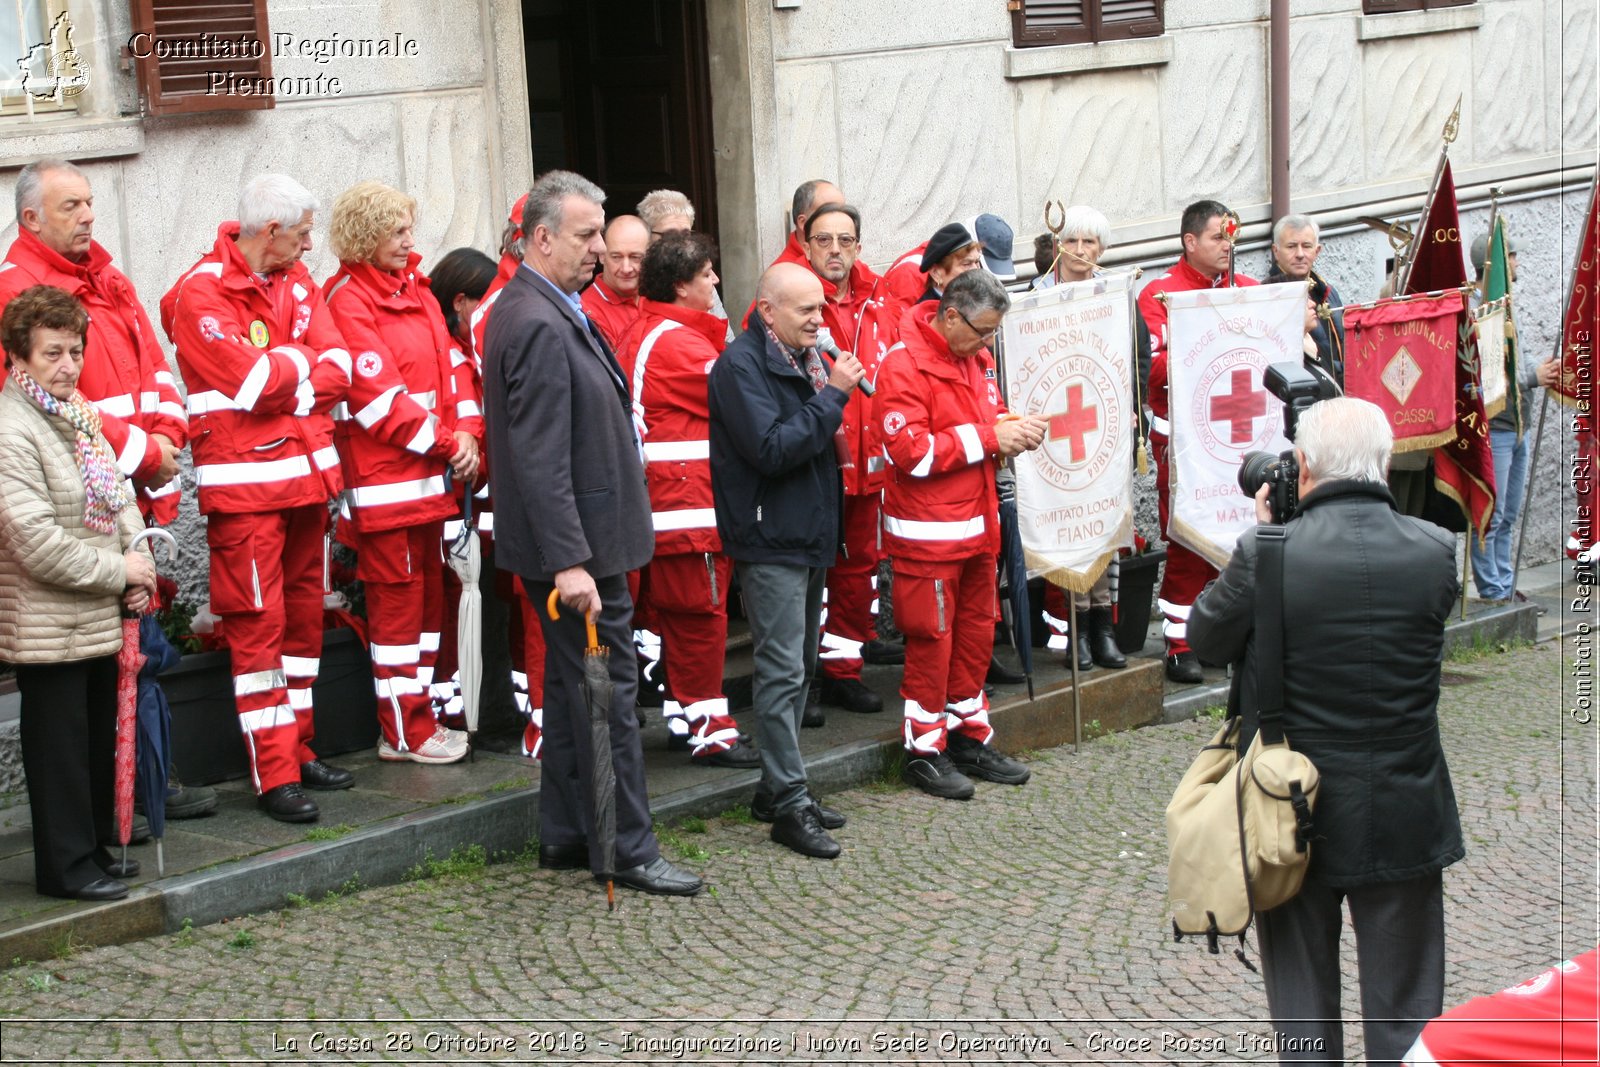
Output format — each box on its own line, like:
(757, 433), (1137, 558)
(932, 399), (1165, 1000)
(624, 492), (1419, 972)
(1189, 396), (1462, 1063)
(708, 262), (866, 859)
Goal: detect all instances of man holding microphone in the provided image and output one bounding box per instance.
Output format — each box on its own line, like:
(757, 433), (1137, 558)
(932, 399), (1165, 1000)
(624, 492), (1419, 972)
(708, 262), (867, 859)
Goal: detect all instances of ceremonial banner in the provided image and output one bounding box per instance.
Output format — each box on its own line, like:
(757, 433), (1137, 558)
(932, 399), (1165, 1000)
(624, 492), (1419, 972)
(1343, 292), (1463, 452)
(1001, 272), (1135, 592)
(1474, 298), (1508, 422)
(1404, 158), (1494, 542)
(1164, 282), (1304, 567)
(1553, 182), (1597, 559)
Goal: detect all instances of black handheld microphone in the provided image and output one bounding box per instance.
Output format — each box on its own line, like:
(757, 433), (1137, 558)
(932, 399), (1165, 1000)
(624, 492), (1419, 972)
(816, 327), (874, 397)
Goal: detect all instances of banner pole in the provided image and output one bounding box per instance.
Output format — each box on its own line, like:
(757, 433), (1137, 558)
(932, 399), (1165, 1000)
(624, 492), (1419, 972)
(1068, 608), (1082, 754)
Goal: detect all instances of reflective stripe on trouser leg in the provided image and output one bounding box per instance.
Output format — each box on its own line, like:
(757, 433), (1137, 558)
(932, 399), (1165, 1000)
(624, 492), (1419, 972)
(663, 700), (690, 741)
(684, 697), (739, 757)
(902, 698), (947, 755)
(280, 502), (330, 765)
(821, 492), (882, 681)
(365, 582), (430, 751)
(944, 553), (999, 722)
(945, 692), (993, 746)
(893, 568), (957, 743)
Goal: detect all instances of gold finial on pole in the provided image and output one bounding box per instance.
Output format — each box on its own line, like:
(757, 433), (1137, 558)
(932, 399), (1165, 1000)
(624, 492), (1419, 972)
(1442, 93), (1462, 144)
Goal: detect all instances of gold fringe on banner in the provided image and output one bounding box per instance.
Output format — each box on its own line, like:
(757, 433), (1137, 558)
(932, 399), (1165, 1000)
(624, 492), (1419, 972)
(1392, 425), (1458, 454)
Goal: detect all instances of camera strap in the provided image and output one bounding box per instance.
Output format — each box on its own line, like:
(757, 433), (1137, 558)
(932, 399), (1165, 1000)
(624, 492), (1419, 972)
(1253, 524), (1288, 746)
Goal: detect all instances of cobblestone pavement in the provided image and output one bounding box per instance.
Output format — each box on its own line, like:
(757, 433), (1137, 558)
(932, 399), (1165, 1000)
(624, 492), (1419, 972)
(0, 640), (1590, 1065)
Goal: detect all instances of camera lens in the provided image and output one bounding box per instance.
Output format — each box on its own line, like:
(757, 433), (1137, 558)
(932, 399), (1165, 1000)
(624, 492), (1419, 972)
(1237, 450), (1279, 497)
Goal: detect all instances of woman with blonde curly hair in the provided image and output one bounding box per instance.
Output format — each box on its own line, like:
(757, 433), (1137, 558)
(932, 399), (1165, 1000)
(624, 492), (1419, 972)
(323, 180), (483, 765)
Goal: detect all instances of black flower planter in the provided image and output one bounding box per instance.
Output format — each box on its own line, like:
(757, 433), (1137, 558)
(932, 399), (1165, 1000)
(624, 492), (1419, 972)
(162, 628), (376, 787)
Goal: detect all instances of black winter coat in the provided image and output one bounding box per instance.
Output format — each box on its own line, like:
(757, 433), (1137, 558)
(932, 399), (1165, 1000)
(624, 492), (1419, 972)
(707, 324), (847, 568)
(1188, 480), (1465, 888)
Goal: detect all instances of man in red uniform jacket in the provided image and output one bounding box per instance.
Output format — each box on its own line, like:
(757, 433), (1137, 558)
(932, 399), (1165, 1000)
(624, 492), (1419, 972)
(161, 174), (353, 822)
(876, 271), (1047, 800)
(581, 215), (648, 350)
(615, 231), (759, 768)
(1136, 199), (1256, 684)
(0, 158), (217, 822)
(0, 161), (185, 525)
(793, 203), (900, 714)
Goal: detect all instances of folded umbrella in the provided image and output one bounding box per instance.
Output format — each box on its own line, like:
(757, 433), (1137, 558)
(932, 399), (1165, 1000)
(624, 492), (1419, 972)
(135, 614), (181, 875)
(116, 528), (178, 876)
(446, 493), (483, 759)
(547, 590), (617, 910)
(997, 488), (1035, 702)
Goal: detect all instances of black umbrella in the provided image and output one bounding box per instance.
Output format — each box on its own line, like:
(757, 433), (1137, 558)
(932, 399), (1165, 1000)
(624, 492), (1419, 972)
(997, 488), (1035, 702)
(135, 614), (181, 875)
(546, 591), (618, 910)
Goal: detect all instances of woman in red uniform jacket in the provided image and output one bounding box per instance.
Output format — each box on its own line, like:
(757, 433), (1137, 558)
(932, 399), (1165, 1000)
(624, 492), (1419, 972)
(324, 181), (482, 765)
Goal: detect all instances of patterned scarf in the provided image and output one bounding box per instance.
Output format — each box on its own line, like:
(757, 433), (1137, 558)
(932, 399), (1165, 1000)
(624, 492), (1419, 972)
(763, 323), (827, 393)
(9, 364), (130, 534)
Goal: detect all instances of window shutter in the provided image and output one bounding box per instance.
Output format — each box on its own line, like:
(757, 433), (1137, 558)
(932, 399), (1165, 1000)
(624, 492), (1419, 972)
(1012, 0), (1092, 48)
(1362, 0), (1424, 12)
(1097, 0), (1164, 41)
(129, 0), (274, 115)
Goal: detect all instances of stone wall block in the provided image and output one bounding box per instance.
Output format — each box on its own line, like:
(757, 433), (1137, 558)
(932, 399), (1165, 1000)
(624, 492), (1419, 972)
(770, 0), (1004, 61)
(397, 93), (497, 259)
(1470, 0), (1546, 162)
(267, 0), (484, 98)
(1361, 38), (1472, 185)
(1162, 26), (1269, 212)
(1288, 17), (1364, 191)
(1014, 69), (1164, 229)
(773, 62), (841, 220)
(1559, 3), (1599, 149)
(831, 47), (1019, 263)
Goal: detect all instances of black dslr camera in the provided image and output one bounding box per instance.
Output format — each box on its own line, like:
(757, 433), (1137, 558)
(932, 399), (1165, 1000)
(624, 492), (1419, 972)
(1237, 362), (1337, 524)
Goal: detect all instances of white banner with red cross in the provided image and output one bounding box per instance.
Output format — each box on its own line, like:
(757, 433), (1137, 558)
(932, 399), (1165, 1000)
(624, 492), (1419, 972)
(1164, 282), (1305, 568)
(1000, 272), (1136, 593)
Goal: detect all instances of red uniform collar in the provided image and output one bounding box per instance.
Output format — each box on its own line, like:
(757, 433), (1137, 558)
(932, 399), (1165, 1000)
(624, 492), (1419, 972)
(1170, 255), (1235, 289)
(904, 302), (985, 382)
(638, 297), (727, 352)
(334, 253), (428, 309)
(8, 226), (113, 287)
(590, 275), (640, 308)
(213, 220), (314, 296)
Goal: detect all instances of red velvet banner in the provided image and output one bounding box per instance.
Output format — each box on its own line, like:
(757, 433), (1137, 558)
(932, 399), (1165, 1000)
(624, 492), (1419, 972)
(1343, 292), (1462, 453)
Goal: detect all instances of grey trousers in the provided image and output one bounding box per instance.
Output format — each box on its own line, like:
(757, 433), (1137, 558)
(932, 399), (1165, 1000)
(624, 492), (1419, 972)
(737, 561), (825, 817)
(1256, 871), (1446, 1066)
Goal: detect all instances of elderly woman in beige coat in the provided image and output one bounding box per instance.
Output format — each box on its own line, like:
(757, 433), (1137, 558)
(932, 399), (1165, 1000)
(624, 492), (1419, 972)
(0, 285), (154, 901)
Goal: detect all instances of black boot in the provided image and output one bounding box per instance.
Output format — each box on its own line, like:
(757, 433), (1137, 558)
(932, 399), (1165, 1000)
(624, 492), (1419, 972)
(1089, 606), (1126, 669)
(1071, 614), (1095, 672)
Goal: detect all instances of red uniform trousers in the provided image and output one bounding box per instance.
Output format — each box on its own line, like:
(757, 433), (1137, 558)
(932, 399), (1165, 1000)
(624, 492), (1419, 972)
(894, 552), (999, 755)
(820, 492), (882, 682)
(509, 575), (547, 758)
(1152, 433), (1217, 655)
(358, 522), (445, 753)
(637, 552), (738, 756)
(208, 505), (328, 795)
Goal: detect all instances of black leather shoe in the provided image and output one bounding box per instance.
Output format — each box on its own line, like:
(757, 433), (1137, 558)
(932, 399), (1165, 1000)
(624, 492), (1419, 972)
(819, 675), (883, 714)
(986, 655), (1027, 686)
(770, 805), (841, 859)
(902, 751), (975, 800)
(1072, 614), (1096, 672)
(97, 854), (140, 879)
(67, 876), (129, 902)
(1165, 651), (1205, 684)
(1088, 607), (1127, 669)
(751, 791), (845, 829)
(604, 857), (703, 896)
(300, 759), (354, 791)
(691, 739), (762, 768)
(946, 732), (1031, 785)
(538, 842), (589, 870)
(801, 697), (825, 728)
(862, 638), (905, 665)
(259, 783), (319, 823)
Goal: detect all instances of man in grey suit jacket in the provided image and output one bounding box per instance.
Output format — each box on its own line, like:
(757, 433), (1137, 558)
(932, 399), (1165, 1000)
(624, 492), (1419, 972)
(483, 170), (702, 897)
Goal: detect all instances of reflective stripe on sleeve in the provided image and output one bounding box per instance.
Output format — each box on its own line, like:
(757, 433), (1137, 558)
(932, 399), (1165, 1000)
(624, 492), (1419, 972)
(955, 423), (984, 464)
(234, 354), (274, 412)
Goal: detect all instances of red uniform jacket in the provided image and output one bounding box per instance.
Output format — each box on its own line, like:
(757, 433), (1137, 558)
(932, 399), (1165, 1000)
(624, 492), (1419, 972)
(1137, 257), (1258, 433)
(615, 298), (726, 555)
(455, 251), (521, 545)
(0, 229), (188, 523)
(580, 276), (642, 352)
(160, 222), (350, 515)
(323, 254), (476, 533)
(880, 241), (930, 323)
(876, 303), (1006, 562)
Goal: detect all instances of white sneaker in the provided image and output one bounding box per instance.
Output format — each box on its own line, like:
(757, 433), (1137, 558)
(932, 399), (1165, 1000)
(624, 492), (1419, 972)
(377, 726), (469, 764)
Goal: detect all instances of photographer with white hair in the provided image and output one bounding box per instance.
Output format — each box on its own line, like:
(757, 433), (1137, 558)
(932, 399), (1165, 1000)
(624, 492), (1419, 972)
(1188, 396), (1464, 1064)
